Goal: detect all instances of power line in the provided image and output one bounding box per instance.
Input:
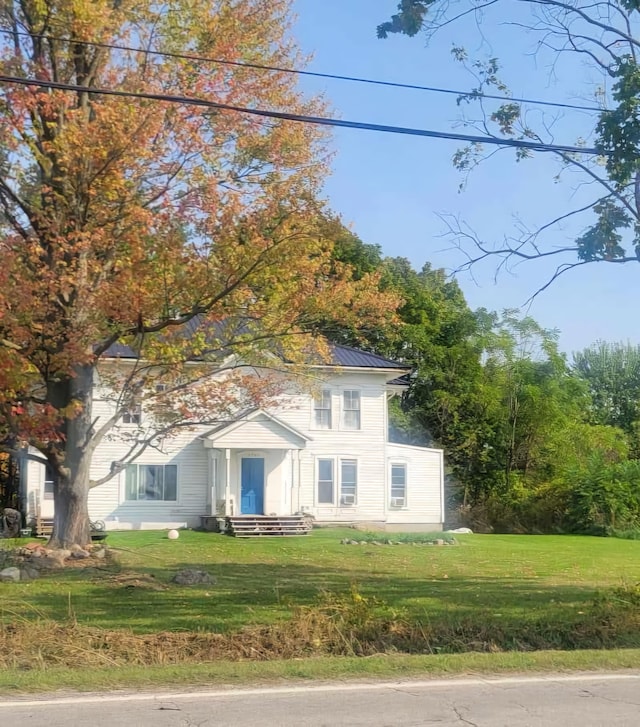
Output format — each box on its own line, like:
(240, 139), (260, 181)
(0, 29), (606, 114)
(0, 73), (604, 155)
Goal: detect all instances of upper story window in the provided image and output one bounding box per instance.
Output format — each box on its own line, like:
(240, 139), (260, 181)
(125, 464), (177, 501)
(122, 400), (142, 425)
(390, 463), (407, 508)
(342, 390), (361, 430)
(313, 389), (332, 429)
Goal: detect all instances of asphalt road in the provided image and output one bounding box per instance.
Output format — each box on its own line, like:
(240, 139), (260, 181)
(2, 673), (640, 726)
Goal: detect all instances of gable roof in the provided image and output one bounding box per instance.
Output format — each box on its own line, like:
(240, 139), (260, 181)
(104, 331), (408, 372)
(201, 408), (311, 449)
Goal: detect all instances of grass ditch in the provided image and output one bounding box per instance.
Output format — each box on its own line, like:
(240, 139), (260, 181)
(5, 651), (640, 694)
(3, 583), (640, 670)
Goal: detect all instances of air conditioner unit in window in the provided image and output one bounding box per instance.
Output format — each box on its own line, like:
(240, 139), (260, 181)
(340, 494), (356, 506)
(390, 497), (405, 508)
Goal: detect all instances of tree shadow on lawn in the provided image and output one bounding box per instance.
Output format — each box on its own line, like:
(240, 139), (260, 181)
(22, 561), (600, 634)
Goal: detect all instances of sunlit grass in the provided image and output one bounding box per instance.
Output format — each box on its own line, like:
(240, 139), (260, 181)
(3, 529), (640, 634)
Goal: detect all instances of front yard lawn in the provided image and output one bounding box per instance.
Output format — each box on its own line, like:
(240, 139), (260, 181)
(4, 528), (640, 632)
(2, 528), (640, 691)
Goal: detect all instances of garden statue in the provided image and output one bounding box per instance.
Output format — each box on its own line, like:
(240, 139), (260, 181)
(1, 508), (22, 538)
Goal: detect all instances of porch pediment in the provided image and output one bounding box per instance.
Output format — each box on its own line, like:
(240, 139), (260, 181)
(201, 409), (310, 450)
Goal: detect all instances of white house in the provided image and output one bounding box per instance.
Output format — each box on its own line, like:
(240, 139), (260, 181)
(23, 345), (445, 532)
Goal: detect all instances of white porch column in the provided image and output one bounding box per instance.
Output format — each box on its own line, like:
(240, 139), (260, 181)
(224, 448), (232, 516)
(296, 449), (302, 513)
(207, 450), (215, 516)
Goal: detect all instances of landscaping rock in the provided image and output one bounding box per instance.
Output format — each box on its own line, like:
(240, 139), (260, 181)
(20, 566), (40, 581)
(71, 548), (91, 560)
(23, 541), (44, 551)
(172, 569), (215, 586)
(0, 566), (20, 582)
(70, 548), (91, 559)
(32, 549), (70, 570)
(94, 548), (107, 560)
(446, 527), (473, 534)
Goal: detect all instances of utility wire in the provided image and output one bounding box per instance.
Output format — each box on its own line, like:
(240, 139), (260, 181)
(0, 29), (606, 114)
(0, 73), (604, 155)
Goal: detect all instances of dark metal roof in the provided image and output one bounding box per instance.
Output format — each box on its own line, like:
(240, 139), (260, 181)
(103, 325), (408, 371)
(105, 341), (137, 358)
(327, 345), (408, 370)
(387, 374), (411, 387)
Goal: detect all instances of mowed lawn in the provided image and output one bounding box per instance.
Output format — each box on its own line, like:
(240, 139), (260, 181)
(3, 529), (640, 635)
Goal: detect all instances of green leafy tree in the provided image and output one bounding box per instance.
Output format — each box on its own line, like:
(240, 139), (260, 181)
(385, 261), (493, 499)
(573, 342), (640, 439)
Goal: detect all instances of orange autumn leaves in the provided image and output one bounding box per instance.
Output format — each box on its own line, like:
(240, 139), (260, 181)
(0, 0), (397, 446)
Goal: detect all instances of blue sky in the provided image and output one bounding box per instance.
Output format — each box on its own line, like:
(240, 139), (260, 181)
(291, 1), (640, 354)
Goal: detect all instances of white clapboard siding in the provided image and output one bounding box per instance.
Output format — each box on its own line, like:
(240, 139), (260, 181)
(23, 365), (445, 530)
(212, 415), (305, 449)
(385, 443), (444, 527)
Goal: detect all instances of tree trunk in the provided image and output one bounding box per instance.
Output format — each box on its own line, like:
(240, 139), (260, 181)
(50, 470), (91, 548)
(48, 363), (95, 549)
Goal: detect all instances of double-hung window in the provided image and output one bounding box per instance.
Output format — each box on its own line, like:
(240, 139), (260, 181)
(342, 390), (361, 430)
(313, 390), (332, 429)
(317, 459), (334, 503)
(44, 464), (55, 500)
(390, 463), (407, 508)
(317, 458), (358, 506)
(122, 401), (142, 425)
(125, 464), (178, 501)
(340, 459), (357, 505)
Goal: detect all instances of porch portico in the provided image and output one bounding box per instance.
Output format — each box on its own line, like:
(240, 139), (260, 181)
(201, 410), (310, 518)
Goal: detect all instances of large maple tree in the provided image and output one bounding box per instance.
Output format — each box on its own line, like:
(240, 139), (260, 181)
(0, 0), (396, 547)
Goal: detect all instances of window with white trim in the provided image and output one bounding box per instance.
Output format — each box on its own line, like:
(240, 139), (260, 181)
(340, 459), (358, 505)
(122, 401), (142, 424)
(390, 463), (407, 508)
(44, 464), (55, 500)
(125, 464), (177, 501)
(316, 458), (358, 506)
(342, 390), (361, 430)
(313, 390), (332, 429)
(317, 458), (334, 503)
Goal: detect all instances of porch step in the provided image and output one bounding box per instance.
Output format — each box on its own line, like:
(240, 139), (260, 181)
(34, 517), (54, 538)
(226, 515), (312, 538)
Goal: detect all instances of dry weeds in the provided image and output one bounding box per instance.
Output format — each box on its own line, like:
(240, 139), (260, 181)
(2, 584), (640, 670)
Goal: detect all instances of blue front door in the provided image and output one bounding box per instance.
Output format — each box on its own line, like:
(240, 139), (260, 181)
(241, 458), (264, 515)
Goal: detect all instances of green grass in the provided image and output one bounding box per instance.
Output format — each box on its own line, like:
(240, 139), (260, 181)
(3, 650), (640, 694)
(4, 529), (639, 633)
(2, 529), (640, 691)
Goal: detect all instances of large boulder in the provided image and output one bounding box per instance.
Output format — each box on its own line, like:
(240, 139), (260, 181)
(0, 567), (21, 582)
(19, 566), (40, 581)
